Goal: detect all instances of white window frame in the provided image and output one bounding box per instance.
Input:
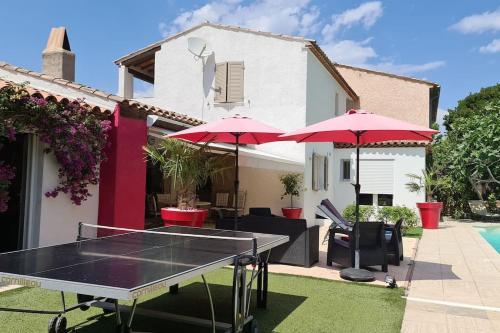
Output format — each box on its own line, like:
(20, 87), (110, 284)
(341, 159), (351, 181)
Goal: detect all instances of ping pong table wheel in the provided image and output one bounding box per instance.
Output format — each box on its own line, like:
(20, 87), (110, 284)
(48, 316), (57, 333)
(52, 316), (66, 333)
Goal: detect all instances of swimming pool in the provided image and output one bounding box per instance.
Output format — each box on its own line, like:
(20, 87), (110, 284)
(478, 226), (500, 253)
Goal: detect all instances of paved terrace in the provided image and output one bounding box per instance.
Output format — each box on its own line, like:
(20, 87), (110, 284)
(268, 226), (418, 288)
(402, 220), (500, 333)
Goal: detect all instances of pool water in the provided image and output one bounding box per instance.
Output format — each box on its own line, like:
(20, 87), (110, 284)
(479, 226), (500, 253)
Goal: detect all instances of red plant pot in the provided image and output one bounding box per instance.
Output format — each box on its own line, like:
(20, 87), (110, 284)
(416, 202), (443, 229)
(161, 208), (208, 228)
(282, 207), (302, 219)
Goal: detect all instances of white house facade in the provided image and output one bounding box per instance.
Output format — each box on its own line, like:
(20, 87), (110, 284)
(116, 23), (357, 222)
(116, 22), (439, 225)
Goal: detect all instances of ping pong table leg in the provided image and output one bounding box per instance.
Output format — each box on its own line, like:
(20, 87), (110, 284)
(232, 263), (246, 333)
(256, 260), (268, 309)
(114, 299), (123, 332)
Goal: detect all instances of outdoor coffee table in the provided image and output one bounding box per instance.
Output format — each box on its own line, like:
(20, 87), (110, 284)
(0, 223), (288, 333)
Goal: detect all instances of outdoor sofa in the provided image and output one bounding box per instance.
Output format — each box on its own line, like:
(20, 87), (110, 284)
(216, 210), (319, 267)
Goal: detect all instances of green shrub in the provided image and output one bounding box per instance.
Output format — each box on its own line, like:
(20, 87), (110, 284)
(342, 204), (374, 222)
(377, 206), (418, 233)
(487, 193), (496, 212)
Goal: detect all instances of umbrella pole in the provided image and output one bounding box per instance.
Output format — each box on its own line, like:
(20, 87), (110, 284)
(339, 131), (375, 282)
(233, 134), (240, 231)
(354, 133), (361, 269)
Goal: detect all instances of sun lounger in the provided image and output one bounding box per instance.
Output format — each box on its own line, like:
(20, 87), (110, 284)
(468, 200), (500, 221)
(317, 199), (353, 231)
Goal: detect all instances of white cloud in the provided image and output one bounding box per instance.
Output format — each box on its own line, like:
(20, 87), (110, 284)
(450, 8), (500, 34)
(160, 0), (444, 76)
(321, 38), (377, 65)
(479, 38), (500, 53)
(160, 0), (319, 38)
(436, 108), (448, 133)
(322, 1), (383, 42)
(368, 60), (446, 75)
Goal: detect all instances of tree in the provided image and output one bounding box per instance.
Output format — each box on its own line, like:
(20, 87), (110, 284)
(279, 173), (303, 208)
(433, 98), (500, 216)
(443, 83), (500, 131)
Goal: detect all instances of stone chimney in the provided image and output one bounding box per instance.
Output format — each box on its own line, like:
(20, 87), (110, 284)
(42, 27), (75, 81)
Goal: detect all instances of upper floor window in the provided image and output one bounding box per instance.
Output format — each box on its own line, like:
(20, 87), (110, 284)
(214, 62), (244, 103)
(341, 159), (351, 181)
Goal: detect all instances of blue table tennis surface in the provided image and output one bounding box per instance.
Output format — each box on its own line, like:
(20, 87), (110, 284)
(0, 226), (288, 299)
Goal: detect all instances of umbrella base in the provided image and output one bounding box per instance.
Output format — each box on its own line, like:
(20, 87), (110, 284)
(340, 268), (375, 282)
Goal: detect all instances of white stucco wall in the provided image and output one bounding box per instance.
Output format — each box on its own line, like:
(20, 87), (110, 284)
(136, 26), (358, 226)
(151, 25), (308, 162)
(302, 51), (349, 225)
(331, 147), (426, 218)
(232, 146), (304, 216)
(38, 152), (99, 246)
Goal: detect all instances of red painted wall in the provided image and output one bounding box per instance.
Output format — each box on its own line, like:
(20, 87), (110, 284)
(98, 104), (147, 231)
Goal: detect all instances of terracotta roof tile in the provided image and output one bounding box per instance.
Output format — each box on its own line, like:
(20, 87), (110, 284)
(0, 78), (112, 114)
(0, 60), (203, 126)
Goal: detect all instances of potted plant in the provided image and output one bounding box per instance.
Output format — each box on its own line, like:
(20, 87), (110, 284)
(406, 169), (446, 229)
(144, 139), (228, 226)
(279, 173), (303, 219)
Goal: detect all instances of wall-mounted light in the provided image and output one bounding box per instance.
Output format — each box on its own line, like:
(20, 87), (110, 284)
(147, 115), (159, 128)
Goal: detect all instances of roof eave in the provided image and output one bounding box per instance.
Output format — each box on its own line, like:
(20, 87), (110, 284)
(306, 42), (359, 101)
(335, 63), (440, 87)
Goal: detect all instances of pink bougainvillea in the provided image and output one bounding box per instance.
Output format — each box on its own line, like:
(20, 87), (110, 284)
(0, 84), (111, 209)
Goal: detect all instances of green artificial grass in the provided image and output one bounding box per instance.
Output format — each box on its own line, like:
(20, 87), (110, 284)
(0, 269), (405, 333)
(403, 227), (423, 238)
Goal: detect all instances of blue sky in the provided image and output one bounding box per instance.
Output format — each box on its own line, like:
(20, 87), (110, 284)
(1, 0), (499, 126)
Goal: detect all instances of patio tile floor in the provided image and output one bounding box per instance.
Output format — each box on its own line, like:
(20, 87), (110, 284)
(267, 226), (418, 287)
(401, 220), (500, 333)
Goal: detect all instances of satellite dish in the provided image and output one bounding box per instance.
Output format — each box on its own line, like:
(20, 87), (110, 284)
(187, 37), (212, 60)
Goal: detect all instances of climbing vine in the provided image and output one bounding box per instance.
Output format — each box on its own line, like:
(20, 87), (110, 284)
(0, 84), (111, 211)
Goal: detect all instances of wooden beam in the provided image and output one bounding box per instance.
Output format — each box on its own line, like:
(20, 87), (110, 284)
(128, 67), (154, 84)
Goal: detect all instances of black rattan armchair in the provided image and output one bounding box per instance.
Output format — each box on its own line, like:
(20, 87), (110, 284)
(327, 222), (388, 272)
(385, 219), (403, 265)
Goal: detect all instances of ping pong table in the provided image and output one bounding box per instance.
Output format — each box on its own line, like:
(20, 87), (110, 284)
(0, 223), (289, 333)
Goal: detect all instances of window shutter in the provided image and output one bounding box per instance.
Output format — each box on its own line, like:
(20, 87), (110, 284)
(358, 159), (394, 194)
(214, 62), (227, 103)
(334, 92), (339, 116)
(346, 98), (355, 112)
(227, 62), (244, 103)
(324, 157), (329, 190)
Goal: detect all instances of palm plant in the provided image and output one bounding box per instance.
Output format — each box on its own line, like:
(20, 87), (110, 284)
(406, 168), (447, 202)
(144, 139), (229, 209)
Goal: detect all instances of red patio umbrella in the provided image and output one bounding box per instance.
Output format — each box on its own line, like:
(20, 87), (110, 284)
(280, 109), (438, 281)
(167, 115), (285, 230)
